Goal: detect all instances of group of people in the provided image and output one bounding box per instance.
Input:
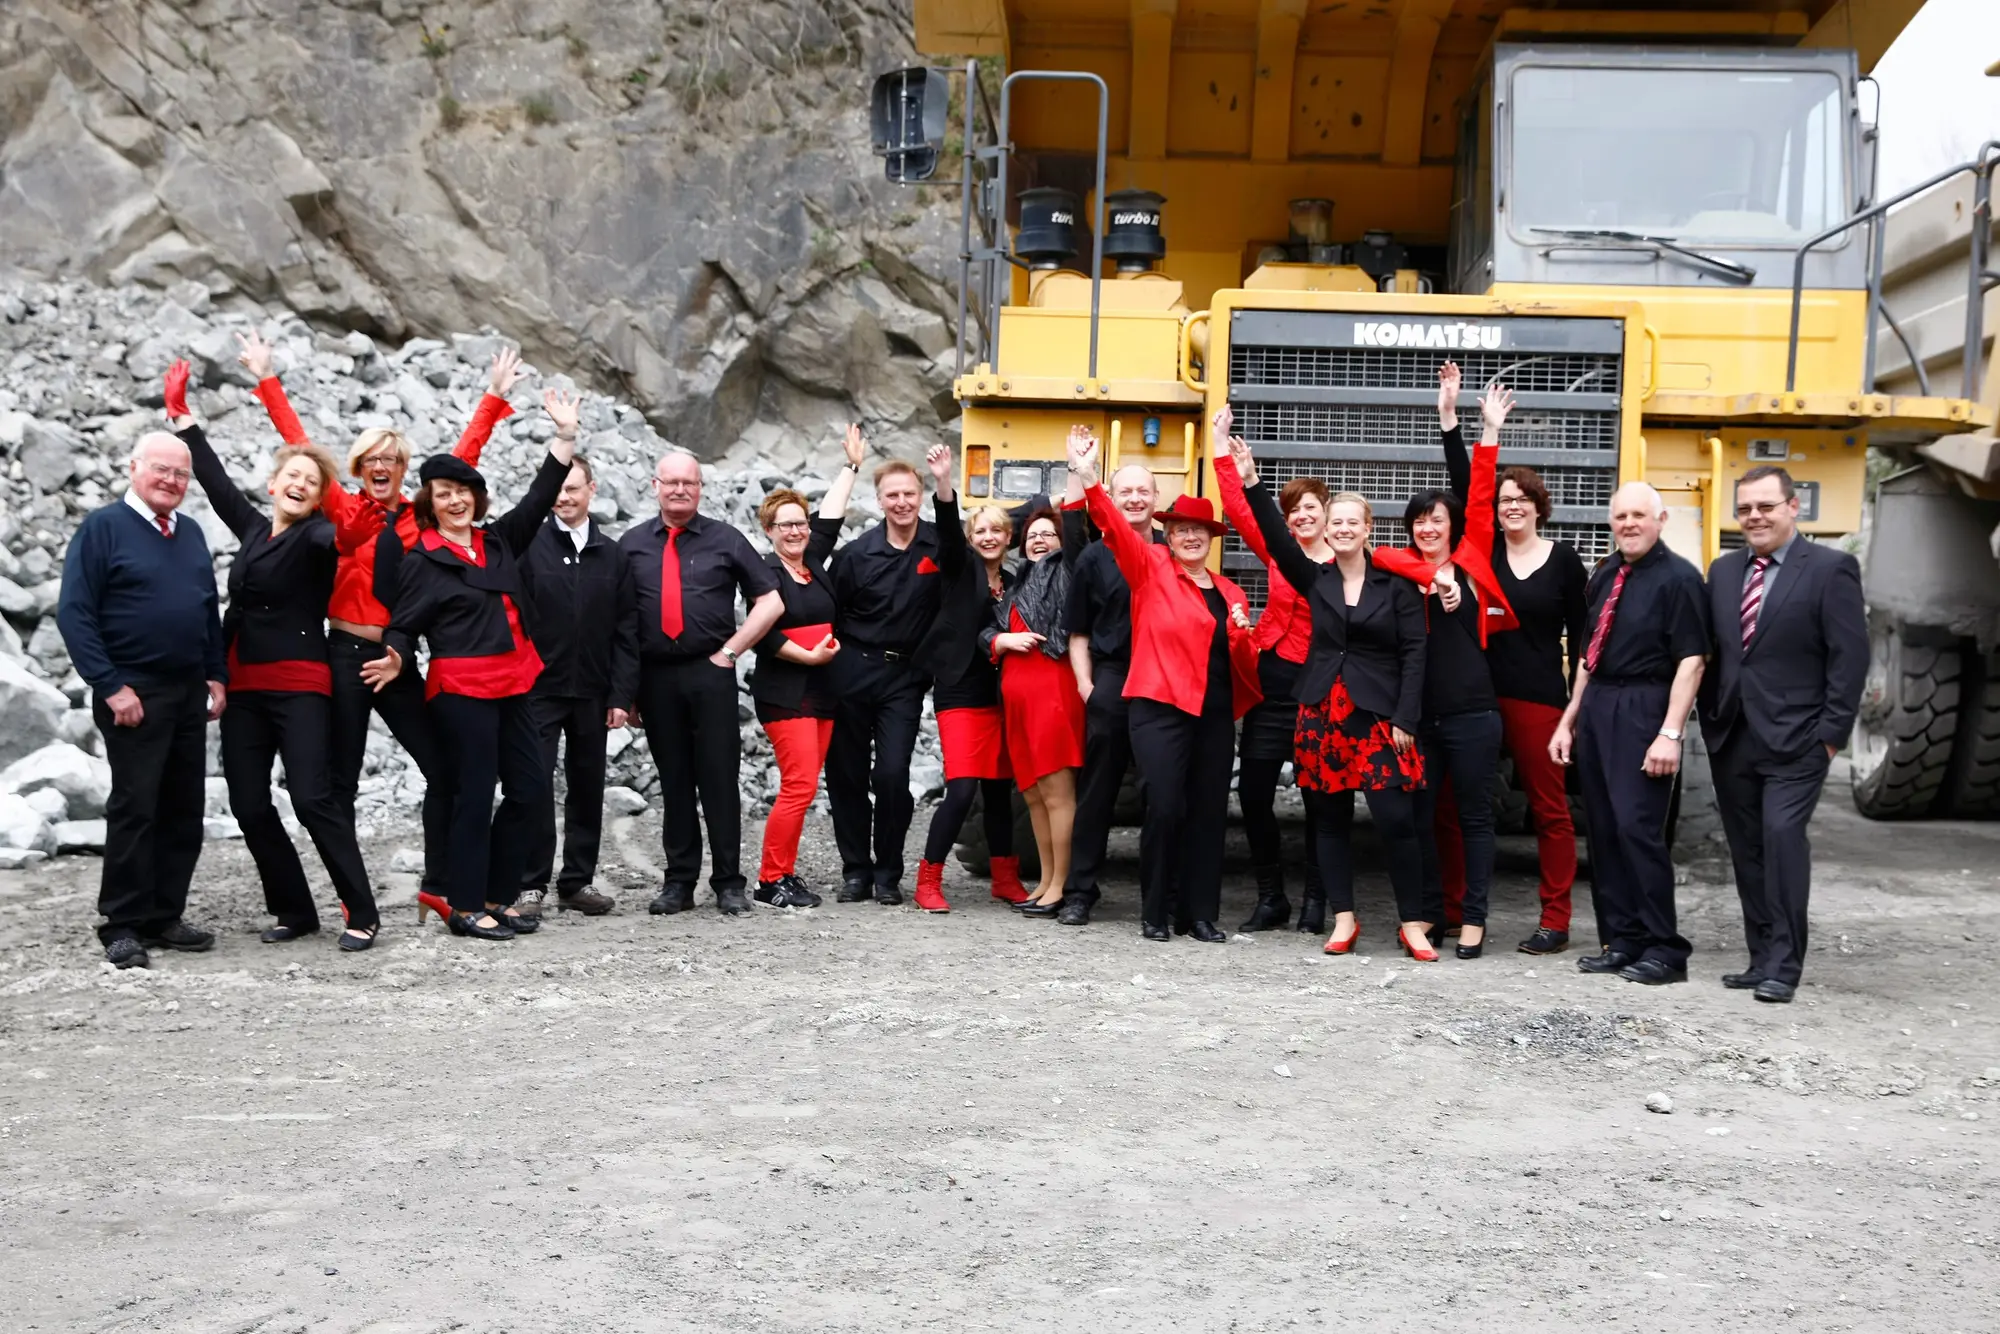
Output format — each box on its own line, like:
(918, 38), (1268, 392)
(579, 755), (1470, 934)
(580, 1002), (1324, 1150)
(58, 345), (1865, 1002)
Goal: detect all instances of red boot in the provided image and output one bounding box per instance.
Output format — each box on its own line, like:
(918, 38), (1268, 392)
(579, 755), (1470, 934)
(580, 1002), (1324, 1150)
(988, 855), (1029, 905)
(914, 859), (951, 914)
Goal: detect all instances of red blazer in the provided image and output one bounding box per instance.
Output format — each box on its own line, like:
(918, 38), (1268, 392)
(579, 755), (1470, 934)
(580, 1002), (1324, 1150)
(1213, 452), (1313, 663)
(1085, 483), (1262, 719)
(1372, 430), (1518, 646)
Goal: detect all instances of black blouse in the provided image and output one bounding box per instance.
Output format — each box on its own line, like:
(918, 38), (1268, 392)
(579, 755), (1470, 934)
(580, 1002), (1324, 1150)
(751, 515), (842, 718)
(1422, 589), (1497, 721)
(1200, 584), (1233, 714)
(1488, 541), (1589, 708)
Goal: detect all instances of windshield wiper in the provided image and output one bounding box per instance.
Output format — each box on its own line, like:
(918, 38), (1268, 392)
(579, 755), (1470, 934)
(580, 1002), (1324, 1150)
(1529, 226), (1757, 285)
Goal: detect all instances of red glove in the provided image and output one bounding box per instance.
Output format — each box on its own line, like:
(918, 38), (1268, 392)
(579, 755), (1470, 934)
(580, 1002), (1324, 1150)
(253, 376), (312, 446)
(164, 360), (192, 420)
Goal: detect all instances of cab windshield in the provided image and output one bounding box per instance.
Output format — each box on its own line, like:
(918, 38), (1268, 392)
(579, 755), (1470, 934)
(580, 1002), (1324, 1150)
(1509, 65), (1848, 246)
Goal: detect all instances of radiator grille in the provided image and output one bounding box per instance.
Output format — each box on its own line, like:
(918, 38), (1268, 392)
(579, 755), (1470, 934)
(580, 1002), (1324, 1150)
(1231, 347), (1623, 397)
(1235, 403), (1619, 454)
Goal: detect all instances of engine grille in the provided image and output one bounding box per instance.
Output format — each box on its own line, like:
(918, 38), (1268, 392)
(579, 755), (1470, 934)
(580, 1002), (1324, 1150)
(1230, 347), (1622, 397)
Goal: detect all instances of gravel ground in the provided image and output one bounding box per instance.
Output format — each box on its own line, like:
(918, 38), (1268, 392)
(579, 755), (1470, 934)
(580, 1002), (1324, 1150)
(2, 772), (1997, 1333)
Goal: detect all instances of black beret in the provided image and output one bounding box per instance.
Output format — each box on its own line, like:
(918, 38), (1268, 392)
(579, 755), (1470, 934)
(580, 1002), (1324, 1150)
(418, 455), (487, 491)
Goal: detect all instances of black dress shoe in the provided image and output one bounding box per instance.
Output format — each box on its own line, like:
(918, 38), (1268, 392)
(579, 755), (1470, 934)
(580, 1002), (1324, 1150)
(1186, 920), (1227, 943)
(1577, 949), (1635, 974)
(715, 886), (752, 916)
(497, 906), (541, 934)
(1619, 959), (1688, 985)
(1721, 971), (1765, 990)
(337, 925), (378, 952)
(142, 921), (215, 952)
(446, 911), (515, 941)
(105, 937), (149, 969)
(648, 886), (693, 915)
(1019, 898), (1063, 918)
(1517, 927), (1569, 955)
(1055, 898), (1093, 927)
(835, 877), (874, 903)
(1753, 978), (1796, 1003)
(873, 883), (904, 906)
(259, 923), (319, 943)
(1141, 922), (1171, 941)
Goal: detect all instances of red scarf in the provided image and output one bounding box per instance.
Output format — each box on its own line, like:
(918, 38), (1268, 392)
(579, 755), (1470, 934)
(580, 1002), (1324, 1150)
(1371, 439), (1518, 647)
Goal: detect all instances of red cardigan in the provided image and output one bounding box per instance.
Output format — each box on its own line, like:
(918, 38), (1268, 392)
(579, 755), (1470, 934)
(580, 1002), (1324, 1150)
(1213, 452), (1314, 664)
(1085, 484), (1262, 719)
(1372, 434), (1518, 646)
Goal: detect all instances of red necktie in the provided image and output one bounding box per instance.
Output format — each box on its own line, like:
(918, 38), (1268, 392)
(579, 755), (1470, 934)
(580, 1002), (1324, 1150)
(660, 527), (683, 639)
(1582, 563), (1629, 674)
(1739, 555), (1770, 650)
(156, 514), (173, 538)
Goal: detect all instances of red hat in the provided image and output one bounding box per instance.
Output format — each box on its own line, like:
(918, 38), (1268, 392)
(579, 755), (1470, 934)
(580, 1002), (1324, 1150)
(1158, 493), (1228, 535)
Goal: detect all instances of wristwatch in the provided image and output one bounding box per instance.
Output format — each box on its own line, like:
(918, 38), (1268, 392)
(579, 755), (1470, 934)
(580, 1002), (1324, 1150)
(1658, 727), (1684, 742)
(720, 647), (740, 664)
(842, 461), (860, 473)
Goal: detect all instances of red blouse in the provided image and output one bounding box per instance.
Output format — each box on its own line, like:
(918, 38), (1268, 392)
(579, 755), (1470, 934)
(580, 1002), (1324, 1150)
(416, 530), (546, 700)
(1213, 452), (1316, 663)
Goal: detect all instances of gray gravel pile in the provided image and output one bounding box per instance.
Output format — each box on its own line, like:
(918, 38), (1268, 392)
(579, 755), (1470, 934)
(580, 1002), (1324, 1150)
(0, 275), (946, 859)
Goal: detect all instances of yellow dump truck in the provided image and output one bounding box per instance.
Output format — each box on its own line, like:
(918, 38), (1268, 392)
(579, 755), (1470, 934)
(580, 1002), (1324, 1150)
(870, 0), (1997, 820)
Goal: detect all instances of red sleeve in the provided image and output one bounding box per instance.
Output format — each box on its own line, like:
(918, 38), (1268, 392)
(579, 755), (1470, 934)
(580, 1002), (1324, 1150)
(1213, 452), (1275, 570)
(453, 392), (516, 466)
(1460, 440), (1500, 558)
(253, 377), (311, 446)
(1084, 483), (1150, 595)
(324, 484), (385, 555)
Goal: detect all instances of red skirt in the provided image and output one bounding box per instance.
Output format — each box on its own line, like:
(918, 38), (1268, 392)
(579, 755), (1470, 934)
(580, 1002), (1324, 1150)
(1294, 679), (1424, 793)
(1000, 642), (1085, 789)
(938, 705), (1010, 782)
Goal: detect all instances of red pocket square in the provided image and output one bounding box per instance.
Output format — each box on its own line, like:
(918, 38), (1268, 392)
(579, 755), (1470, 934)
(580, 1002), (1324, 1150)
(916, 556), (940, 574)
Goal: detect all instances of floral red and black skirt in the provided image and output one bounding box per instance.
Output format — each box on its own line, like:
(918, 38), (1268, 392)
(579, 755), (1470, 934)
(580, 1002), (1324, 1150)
(1294, 679), (1425, 793)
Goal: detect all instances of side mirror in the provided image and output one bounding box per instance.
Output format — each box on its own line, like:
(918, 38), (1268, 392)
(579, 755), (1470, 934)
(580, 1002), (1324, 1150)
(870, 67), (948, 184)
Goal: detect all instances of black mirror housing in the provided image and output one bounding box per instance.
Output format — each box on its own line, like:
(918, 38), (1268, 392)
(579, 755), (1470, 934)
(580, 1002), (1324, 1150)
(871, 67), (948, 183)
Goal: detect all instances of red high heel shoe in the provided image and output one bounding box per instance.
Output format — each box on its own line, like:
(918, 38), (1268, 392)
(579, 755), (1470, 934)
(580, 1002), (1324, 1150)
(1323, 919), (1361, 955)
(417, 891), (453, 925)
(1399, 924), (1439, 962)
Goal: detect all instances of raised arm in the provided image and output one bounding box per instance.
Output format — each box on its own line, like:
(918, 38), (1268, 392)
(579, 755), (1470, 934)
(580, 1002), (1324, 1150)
(488, 388), (579, 555)
(928, 443), (965, 577)
(1438, 361), (1469, 498)
(1060, 425), (1091, 560)
(1073, 430), (1149, 594)
(1229, 433), (1321, 595)
(452, 348), (524, 466)
(819, 425), (865, 520)
(1460, 386), (1513, 557)
(237, 330), (312, 447)
(165, 361), (264, 542)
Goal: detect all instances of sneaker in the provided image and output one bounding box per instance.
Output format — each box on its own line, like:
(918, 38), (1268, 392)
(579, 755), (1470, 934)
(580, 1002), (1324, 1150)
(715, 886), (753, 916)
(556, 887), (616, 915)
(778, 875), (823, 907)
(754, 878), (822, 909)
(105, 937), (150, 969)
(140, 921), (215, 952)
(517, 887), (549, 917)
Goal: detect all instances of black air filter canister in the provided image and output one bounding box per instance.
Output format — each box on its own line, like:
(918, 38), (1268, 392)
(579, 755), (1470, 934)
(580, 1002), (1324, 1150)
(1015, 187), (1081, 270)
(1104, 189), (1166, 272)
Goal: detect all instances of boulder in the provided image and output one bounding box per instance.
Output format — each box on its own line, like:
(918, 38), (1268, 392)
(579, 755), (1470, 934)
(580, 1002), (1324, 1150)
(0, 848), (49, 870)
(0, 656), (69, 767)
(0, 792), (56, 854)
(19, 418), (81, 493)
(0, 742), (114, 818)
(603, 785), (649, 816)
(52, 818), (107, 853)
(21, 787), (67, 822)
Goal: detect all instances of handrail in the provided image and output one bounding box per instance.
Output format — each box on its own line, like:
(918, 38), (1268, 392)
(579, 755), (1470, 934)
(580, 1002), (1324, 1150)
(1108, 416), (1199, 476)
(1179, 311), (1209, 392)
(1876, 298), (1932, 398)
(1786, 142), (2000, 394)
(1641, 323), (1661, 402)
(1703, 435), (1724, 569)
(993, 71), (1110, 380)
(1108, 417), (1122, 474)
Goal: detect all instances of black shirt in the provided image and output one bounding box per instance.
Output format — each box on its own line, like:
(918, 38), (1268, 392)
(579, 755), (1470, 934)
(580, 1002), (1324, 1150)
(1422, 589), (1497, 720)
(936, 579), (1007, 712)
(1200, 584), (1233, 714)
(1488, 541), (1589, 708)
(1583, 540), (1710, 686)
(752, 515), (842, 721)
(831, 516), (947, 652)
(1067, 525), (1165, 663)
(525, 516), (631, 700)
(616, 511), (778, 664)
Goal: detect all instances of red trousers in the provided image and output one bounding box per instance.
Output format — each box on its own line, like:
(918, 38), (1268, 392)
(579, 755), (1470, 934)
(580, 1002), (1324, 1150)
(1437, 696), (1576, 931)
(758, 717), (833, 883)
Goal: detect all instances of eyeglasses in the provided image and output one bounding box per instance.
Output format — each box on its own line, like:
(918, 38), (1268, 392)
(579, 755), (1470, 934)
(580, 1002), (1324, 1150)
(142, 462), (193, 483)
(1735, 500), (1788, 517)
(1496, 496), (1534, 510)
(357, 452), (403, 468)
(769, 520), (811, 532)
(654, 479), (700, 492)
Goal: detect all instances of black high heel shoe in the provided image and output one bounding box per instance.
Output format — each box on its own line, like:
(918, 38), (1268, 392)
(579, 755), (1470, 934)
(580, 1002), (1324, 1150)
(338, 924), (379, 953)
(490, 904), (540, 934)
(448, 911), (515, 941)
(1456, 927), (1486, 960)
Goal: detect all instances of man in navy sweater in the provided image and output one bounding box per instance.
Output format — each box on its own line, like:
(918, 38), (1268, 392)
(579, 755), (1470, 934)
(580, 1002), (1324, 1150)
(57, 432), (229, 968)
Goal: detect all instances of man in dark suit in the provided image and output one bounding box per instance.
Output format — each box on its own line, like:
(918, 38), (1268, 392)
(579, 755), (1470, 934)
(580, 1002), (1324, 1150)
(1699, 465), (1868, 1003)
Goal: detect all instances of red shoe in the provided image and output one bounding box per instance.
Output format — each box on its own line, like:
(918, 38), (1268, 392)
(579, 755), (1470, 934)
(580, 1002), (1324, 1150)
(1399, 923), (1439, 962)
(914, 859), (951, 914)
(989, 855), (1029, 905)
(1323, 919), (1361, 955)
(417, 891), (454, 925)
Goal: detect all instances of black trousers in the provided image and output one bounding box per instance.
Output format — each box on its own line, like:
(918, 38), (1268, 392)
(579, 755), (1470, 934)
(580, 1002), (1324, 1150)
(94, 677), (209, 944)
(922, 777), (1015, 865)
(220, 690), (379, 930)
(1064, 657), (1135, 903)
(1237, 754), (1322, 899)
(1413, 709), (1504, 926)
(430, 692), (547, 913)
(1127, 696), (1235, 928)
(637, 657), (745, 895)
(826, 649), (929, 889)
(523, 693), (608, 894)
(1576, 682), (1692, 969)
(1712, 729), (1831, 986)
(1305, 787), (1433, 922)
(327, 630), (452, 892)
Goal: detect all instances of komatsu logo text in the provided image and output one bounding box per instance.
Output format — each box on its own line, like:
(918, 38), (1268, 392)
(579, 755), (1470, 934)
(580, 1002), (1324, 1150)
(1353, 321), (1503, 350)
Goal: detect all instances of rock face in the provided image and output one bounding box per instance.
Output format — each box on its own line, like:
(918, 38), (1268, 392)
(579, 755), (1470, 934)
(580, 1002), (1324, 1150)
(0, 1), (963, 460)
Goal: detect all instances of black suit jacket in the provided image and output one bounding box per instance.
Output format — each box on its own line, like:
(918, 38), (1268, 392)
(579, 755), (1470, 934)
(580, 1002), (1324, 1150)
(1244, 478), (1427, 733)
(523, 514), (631, 700)
(1698, 539), (1868, 758)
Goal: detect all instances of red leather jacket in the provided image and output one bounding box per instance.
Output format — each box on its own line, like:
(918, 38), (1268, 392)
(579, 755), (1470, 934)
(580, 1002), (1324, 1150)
(1085, 484), (1262, 719)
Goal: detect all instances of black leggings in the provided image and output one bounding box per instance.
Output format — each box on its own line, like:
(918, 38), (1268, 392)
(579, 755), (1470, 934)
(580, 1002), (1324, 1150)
(1238, 754), (1322, 894)
(923, 777), (1015, 865)
(1304, 787), (1436, 923)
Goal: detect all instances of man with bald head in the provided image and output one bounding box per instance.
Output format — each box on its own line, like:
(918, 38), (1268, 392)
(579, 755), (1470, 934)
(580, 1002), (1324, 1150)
(1057, 461), (1164, 926)
(1550, 481), (1710, 984)
(57, 433), (228, 968)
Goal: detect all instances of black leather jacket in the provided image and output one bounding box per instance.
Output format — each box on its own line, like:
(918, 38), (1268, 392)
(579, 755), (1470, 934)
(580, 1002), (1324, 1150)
(979, 505), (1087, 664)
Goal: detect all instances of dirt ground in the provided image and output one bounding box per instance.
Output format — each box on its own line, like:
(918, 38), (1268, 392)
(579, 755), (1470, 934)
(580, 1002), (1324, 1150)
(2, 771), (1996, 1334)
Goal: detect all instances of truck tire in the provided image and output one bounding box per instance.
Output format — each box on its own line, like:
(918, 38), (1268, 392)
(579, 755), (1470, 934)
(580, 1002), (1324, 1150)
(1942, 648), (2000, 818)
(1850, 617), (1959, 820)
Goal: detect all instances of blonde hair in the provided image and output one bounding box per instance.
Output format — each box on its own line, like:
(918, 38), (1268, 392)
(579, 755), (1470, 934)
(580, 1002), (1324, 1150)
(271, 444), (342, 505)
(1328, 490), (1373, 526)
(967, 506), (1013, 541)
(346, 426), (412, 478)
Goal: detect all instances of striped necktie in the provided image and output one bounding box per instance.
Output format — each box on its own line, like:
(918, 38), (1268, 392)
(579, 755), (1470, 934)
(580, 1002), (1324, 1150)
(1582, 563), (1629, 674)
(1740, 555), (1771, 650)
